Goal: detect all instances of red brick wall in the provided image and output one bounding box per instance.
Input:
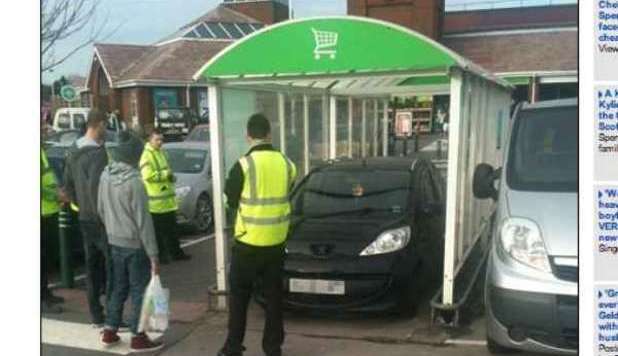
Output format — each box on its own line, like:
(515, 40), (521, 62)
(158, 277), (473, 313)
(347, 0), (443, 39)
(443, 5), (577, 34)
(442, 31), (577, 73)
(223, 1), (289, 24)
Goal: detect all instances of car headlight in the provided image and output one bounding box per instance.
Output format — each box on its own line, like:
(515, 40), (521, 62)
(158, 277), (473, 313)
(360, 227), (411, 256)
(499, 217), (551, 273)
(175, 186), (191, 199)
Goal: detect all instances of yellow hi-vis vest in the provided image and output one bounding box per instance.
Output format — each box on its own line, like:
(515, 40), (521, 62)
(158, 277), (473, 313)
(140, 143), (178, 214)
(234, 151), (297, 247)
(41, 148), (60, 216)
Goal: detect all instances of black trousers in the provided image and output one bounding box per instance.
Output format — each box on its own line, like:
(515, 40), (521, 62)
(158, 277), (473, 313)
(41, 214), (58, 301)
(79, 220), (111, 324)
(151, 211), (184, 260)
(223, 241), (285, 356)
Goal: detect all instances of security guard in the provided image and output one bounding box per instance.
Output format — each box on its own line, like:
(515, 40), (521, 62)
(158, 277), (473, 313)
(140, 129), (190, 263)
(218, 114), (297, 356)
(41, 148), (64, 313)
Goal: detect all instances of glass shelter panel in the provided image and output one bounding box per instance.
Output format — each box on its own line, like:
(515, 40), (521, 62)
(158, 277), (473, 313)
(336, 98), (349, 158)
(308, 95), (328, 169)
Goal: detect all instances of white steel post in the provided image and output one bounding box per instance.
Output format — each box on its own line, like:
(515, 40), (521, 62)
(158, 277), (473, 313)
(207, 84), (228, 310)
(348, 97), (354, 158)
(373, 99), (379, 156)
(382, 99), (389, 157)
(291, 96), (297, 136)
(322, 94), (329, 160)
(278, 92), (286, 154)
(303, 94), (310, 175)
(348, 97), (353, 158)
(361, 99), (367, 158)
(442, 70), (464, 306)
(329, 96), (337, 159)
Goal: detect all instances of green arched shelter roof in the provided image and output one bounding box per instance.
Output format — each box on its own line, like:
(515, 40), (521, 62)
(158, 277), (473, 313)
(194, 16), (491, 82)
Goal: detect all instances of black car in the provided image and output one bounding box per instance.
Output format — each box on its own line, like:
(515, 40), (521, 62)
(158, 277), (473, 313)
(279, 157), (445, 316)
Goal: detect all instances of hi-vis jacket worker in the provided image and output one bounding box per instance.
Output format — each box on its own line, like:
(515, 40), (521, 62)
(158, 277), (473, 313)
(139, 130), (190, 263)
(41, 148), (64, 314)
(218, 114), (296, 356)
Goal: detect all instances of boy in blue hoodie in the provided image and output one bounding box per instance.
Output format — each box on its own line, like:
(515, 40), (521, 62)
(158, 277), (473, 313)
(97, 131), (163, 352)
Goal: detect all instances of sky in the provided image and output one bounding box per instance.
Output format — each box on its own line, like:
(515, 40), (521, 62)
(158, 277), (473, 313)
(42, 0), (576, 84)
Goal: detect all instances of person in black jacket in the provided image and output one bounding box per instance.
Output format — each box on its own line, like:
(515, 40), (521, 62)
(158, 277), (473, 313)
(63, 109), (111, 327)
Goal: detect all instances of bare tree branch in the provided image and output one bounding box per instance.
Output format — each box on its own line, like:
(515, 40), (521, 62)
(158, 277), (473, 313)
(41, 0), (119, 72)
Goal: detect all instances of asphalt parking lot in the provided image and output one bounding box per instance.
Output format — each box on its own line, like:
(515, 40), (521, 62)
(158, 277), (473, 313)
(43, 231), (543, 356)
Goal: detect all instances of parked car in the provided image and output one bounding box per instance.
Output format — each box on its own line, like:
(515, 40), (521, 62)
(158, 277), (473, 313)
(473, 98), (577, 354)
(53, 107), (89, 132)
(185, 124), (209, 142)
(154, 107), (199, 141)
(44, 129), (83, 146)
(164, 141), (214, 232)
(271, 157), (445, 315)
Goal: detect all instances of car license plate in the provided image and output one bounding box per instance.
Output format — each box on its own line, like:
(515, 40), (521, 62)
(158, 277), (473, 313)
(289, 278), (345, 295)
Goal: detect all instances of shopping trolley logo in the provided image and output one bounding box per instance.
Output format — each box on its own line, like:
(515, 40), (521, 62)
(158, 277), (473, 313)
(311, 28), (338, 60)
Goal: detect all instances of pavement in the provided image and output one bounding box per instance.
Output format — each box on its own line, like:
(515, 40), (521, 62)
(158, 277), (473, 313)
(42, 233), (543, 356)
(42, 137), (546, 356)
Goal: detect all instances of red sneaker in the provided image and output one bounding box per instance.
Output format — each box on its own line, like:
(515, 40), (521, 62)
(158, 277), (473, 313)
(101, 329), (120, 347)
(130, 333), (164, 353)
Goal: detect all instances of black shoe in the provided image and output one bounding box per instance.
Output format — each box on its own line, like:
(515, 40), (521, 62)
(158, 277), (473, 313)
(217, 345), (245, 356)
(173, 252), (191, 261)
(41, 300), (62, 314)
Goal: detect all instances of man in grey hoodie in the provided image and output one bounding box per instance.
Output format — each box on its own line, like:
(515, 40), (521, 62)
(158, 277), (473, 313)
(97, 131), (164, 352)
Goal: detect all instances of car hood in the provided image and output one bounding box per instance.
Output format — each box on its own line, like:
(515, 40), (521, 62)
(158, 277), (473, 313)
(287, 214), (407, 258)
(506, 189), (577, 257)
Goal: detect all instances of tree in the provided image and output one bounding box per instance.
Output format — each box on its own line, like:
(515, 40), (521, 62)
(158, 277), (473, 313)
(52, 76), (70, 95)
(41, 0), (117, 72)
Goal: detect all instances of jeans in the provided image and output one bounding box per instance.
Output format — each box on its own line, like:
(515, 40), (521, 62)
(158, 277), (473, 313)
(223, 241), (285, 356)
(106, 246), (151, 335)
(41, 214), (58, 301)
(80, 220), (111, 324)
(152, 211), (184, 260)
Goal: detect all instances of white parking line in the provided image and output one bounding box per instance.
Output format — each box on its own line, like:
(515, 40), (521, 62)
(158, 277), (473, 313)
(444, 338), (487, 346)
(49, 234), (214, 288)
(42, 318), (162, 354)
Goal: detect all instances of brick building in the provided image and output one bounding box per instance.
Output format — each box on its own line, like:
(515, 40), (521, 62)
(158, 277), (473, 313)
(84, 1), (287, 131)
(84, 0), (576, 129)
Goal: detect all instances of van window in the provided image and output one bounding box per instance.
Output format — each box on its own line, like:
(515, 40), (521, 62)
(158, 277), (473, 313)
(57, 114), (71, 129)
(506, 106), (577, 192)
(74, 114), (86, 130)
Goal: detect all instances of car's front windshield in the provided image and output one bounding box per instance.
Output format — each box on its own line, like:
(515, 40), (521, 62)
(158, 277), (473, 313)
(293, 169), (411, 217)
(167, 148), (207, 174)
(507, 105), (577, 192)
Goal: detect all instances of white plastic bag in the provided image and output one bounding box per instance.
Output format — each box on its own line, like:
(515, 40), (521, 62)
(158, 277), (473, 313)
(138, 275), (170, 332)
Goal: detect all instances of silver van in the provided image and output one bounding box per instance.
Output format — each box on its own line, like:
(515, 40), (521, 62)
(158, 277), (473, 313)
(473, 98), (577, 354)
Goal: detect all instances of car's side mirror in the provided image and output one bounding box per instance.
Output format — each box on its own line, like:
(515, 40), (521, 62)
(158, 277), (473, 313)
(473, 163), (500, 201)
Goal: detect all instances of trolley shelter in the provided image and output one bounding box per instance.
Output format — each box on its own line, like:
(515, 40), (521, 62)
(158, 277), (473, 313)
(193, 16), (513, 311)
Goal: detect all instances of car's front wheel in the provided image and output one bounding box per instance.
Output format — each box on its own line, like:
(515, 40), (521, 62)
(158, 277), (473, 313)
(193, 193), (214, 233)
